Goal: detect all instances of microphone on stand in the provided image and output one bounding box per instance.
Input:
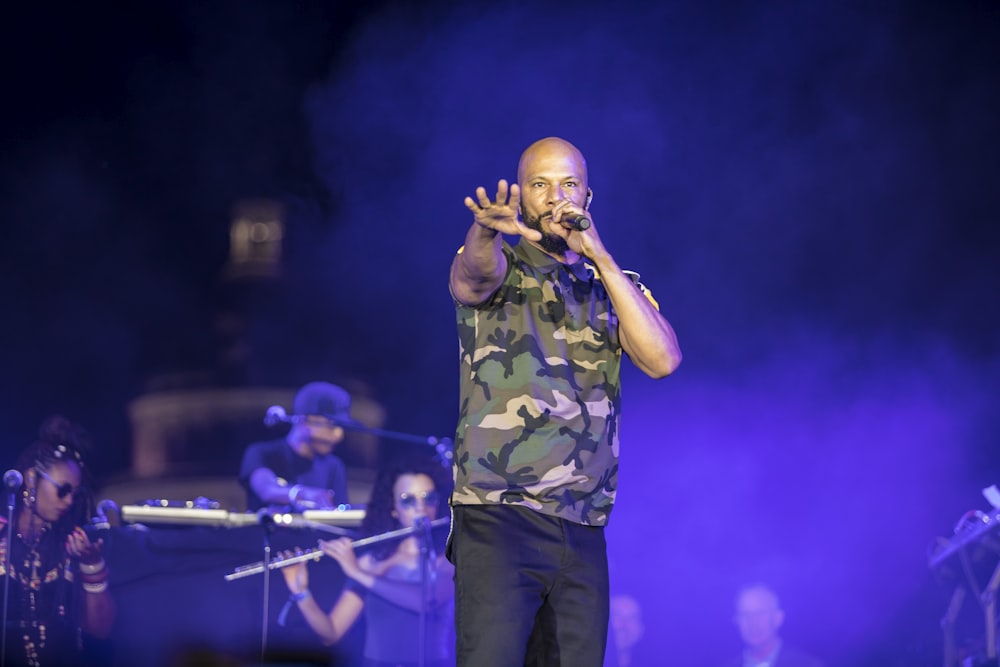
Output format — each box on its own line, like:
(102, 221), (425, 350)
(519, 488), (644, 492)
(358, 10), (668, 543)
(417, 516), (433, 542)
(4, 469), (22, 512)
(256, 507), (278, 529)
(427, 437), (454, 469)
(264, 405), (291, 426)
(3, 470), (22, 489)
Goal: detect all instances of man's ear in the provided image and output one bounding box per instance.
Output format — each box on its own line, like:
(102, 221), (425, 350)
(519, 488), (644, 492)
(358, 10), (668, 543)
(585, 189), (593, 210)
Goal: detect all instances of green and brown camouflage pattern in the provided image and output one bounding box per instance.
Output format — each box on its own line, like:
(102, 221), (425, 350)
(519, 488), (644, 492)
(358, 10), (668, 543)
(451, 239), (629, 526)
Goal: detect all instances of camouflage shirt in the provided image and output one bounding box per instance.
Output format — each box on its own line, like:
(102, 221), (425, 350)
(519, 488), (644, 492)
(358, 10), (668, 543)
(452, 239), (628, 526)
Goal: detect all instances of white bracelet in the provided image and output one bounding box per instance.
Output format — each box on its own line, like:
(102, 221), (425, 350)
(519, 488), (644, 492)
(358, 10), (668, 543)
(288, 484), (303, 505)
(83, 581), (109, 594)
(80, 559), (107, 575)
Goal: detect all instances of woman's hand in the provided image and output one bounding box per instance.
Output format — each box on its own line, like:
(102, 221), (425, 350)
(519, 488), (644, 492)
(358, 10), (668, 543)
(319, 537), (361, 579)
(65, 526), (103, 565)
(280, 560), (309, 595)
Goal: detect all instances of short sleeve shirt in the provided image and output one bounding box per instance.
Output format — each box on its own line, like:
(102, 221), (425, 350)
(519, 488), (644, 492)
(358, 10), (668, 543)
(452, 239), (626, 526)
(238, 438), (349, 511)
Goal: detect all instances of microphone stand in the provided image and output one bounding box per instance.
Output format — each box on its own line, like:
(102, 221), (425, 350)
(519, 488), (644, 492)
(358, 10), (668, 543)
(322, 416), (454, 469)
(253, 512), (348, 666)
(2, 485), (17, 667)
(258, 512), (276, 667)
(417, 516), (435, 667)
(265, 405), (454, 467)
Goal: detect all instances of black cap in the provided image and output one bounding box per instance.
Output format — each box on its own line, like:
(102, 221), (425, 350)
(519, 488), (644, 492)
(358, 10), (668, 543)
(292, 382), (353, 423)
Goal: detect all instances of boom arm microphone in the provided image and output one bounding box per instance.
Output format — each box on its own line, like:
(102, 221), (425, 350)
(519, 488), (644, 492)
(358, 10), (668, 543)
(264, 405), (291, 426)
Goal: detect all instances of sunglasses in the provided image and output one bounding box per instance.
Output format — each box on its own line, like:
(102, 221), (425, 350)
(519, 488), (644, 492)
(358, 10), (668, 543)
(36, 468), (78, 500)
(398, 490), (440, 510)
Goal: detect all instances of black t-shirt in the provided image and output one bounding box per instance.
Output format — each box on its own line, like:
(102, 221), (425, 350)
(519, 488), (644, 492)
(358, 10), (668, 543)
(238, 438), (349, 511)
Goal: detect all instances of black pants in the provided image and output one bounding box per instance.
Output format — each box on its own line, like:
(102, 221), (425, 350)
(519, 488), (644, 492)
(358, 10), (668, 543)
(448, 504), (609, 667)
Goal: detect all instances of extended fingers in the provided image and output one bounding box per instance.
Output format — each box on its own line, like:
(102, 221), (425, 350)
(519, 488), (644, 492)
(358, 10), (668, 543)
(318, 537), (348, 555)
(476, 185), (491, 208)
(465, 180), (516, 211)
(495, 179), (509, 205)
(463, 188), (489, 214)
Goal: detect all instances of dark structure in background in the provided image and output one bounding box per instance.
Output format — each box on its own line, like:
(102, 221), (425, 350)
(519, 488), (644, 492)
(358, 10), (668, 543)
(101, 198), (383, 510)
(91, 200), (383, 666)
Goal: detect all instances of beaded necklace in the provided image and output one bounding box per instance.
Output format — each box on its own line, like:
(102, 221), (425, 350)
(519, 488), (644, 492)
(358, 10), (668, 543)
(1, 517), (77, 666)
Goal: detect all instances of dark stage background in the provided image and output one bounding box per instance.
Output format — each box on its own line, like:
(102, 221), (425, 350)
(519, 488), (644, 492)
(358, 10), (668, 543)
(2, 1), (999, 665)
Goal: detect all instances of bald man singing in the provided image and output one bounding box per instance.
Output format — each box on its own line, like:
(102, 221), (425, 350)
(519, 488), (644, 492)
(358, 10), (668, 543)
(446, 137), (682, 666)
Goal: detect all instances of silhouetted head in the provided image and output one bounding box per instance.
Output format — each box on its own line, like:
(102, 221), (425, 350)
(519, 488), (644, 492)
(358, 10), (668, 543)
(734, 583), (785, 657)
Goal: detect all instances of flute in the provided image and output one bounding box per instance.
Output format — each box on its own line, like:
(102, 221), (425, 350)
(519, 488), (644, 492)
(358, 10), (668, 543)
(224, 516), (449, 581)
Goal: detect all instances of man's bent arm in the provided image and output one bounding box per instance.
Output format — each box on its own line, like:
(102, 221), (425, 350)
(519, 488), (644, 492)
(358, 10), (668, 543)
(590, 250), (682, 379)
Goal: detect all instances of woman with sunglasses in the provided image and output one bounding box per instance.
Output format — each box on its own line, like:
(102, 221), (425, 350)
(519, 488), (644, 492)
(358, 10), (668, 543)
(1, 415), (116, 666)
(280, 456), (454, 666)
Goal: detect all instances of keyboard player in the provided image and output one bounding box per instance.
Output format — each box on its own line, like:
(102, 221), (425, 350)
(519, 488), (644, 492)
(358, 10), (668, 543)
(239, 381), (357, 512)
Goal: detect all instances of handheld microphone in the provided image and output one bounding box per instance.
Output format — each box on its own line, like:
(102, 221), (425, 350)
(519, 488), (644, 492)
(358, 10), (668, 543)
(264, 405), (290, 426)
(3, 470), (22, 490)
(562, 214), (591, 232)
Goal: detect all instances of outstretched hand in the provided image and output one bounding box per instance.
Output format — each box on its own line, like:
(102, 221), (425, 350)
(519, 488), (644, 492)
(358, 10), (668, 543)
(464, 179), (542, 242)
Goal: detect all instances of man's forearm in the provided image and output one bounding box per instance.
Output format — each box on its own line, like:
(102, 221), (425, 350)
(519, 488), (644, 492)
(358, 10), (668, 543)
(591, 251), (682, 378)
(451, 222), (505, 305)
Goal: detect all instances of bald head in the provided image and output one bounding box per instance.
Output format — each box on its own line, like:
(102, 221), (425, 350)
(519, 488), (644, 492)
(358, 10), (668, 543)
(734, 584), (785, 654)
(517, 137), (588, 187)
(736, 584), (781, 611)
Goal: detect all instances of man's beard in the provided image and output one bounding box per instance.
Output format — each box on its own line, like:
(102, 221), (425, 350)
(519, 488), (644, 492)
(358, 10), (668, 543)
(524, 212), (570, 255)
